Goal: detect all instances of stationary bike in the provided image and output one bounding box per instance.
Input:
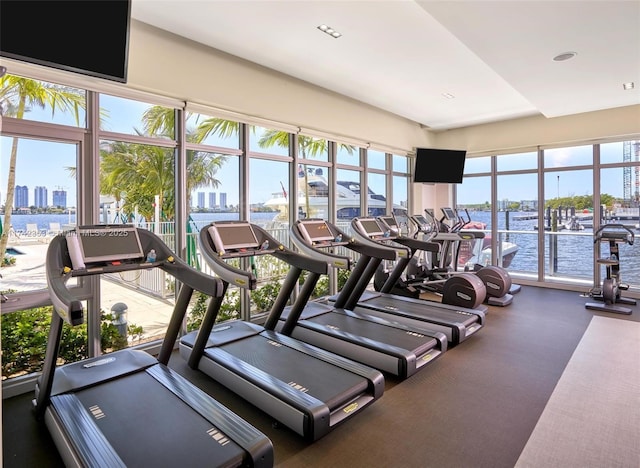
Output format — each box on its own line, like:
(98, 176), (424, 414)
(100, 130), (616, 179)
(585, 223), (636, 315)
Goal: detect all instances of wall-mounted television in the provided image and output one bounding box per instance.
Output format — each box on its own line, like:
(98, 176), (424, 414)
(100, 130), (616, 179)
(0, 0), (131, 83)
(414, 148), (467, 184)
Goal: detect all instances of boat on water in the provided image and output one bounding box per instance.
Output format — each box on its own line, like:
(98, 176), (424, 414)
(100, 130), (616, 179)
(264, 169), (407, 223)
(457, 229), (519, 269)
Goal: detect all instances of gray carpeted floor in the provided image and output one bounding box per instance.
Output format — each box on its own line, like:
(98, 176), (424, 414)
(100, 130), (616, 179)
(3, 286), (640, 467)
(515, 315), (640, 468)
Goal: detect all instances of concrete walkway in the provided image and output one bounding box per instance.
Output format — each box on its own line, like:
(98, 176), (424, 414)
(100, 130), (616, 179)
(2, 241), (176, 342)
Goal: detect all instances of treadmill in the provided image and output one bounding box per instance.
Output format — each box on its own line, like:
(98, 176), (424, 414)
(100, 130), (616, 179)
(35, 224), (273, 467)
(179, 221), (384, 442)
(277, 218), (448, 380)
(344, 215), (486, 346)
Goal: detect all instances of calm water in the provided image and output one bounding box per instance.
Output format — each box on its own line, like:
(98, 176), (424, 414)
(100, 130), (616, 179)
(464, 210), (640, 284)
(9, 210), (640, 285)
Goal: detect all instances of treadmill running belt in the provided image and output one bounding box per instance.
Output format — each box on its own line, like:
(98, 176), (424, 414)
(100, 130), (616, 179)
(359, 295), (480, 329)
(72, 372), (246, 466)
(302, 311), (439, 357)
(211, 335), (369, 410)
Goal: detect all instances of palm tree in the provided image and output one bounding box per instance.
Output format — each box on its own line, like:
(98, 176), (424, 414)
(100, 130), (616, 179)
(95, 108), (229, 222)
(0, 75), (84, 261)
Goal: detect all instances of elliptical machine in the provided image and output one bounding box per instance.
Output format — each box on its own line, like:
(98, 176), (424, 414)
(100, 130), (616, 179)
(408, 208), (515, 307)
(585, 223), (636, 315)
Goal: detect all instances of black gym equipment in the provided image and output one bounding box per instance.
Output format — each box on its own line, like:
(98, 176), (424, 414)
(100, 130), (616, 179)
(36, 224), (273, 467)
(585, 223), (636, 315)
(279, 218), (448, 380)
(179, 221), (384, 441)
(344, 215), (486, 346)
(411, 209), (516, 306)
(374, 213), (489, 309)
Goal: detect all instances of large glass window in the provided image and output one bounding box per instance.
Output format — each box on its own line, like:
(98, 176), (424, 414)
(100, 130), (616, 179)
(367, 149), (386, 170)
(337, 143), (360, 166)
(367, 172), (387, 217)
(100, 94), (173, 139)
(542, 168), (594, 283)
(299, 134), (329, 163)
(496, 173), (538, 274)
(1, 137), (77, 294)
(185, 113), (240, 149)
(336, 168), (362, 232)
(249, 125), (289, 156)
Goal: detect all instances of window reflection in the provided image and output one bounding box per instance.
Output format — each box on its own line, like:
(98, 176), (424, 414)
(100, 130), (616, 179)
(100, 94), (174, 138)
(392, 154), (408, 173)
(336, 143), (360, 165)
(496, 151), (537, 171)
(249, 125), (289, 156)
(298, 134), (329, 162)
(1, 75), (86, 127)
(185, 113), (240, 148)
(464, 156), (491, 174)
(544, 145), (593, 168)
(367, 149), (385, 170)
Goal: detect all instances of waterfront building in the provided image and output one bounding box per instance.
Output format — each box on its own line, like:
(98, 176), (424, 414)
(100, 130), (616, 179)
(220, 192), (227, 209)
(34, 186), (47, 208)
(209, 192), (216, 209)
(52, 189), (67, 208)
(14, 185), (28, 208)
(197, 191), (205, 209)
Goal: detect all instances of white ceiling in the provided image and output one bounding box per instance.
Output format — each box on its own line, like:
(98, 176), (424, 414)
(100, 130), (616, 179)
(132, 0), (640, 131)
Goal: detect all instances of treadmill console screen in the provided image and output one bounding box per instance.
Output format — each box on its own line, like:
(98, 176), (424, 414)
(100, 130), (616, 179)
(413, 215), (429, 230)
(379, 216), (398, 230)
(441, 207), (455, 220)
(209, 223), (260, 252)
(357, 218), (385, 237)
(378, 216), (400, 236)
(299, 220), (335, 243)
(76, 226), (144, 264)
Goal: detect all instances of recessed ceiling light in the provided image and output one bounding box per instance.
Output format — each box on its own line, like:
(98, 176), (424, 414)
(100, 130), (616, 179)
(317, 24), (342, 38)
(623, 82), (635, 90)
(553, 51), (577, 62)
(441, 93), (455, 99)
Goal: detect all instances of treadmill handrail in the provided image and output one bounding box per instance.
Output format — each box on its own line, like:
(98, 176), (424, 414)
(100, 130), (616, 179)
(350, 217), (412, 259)
(47, 227), (224, 326)
(199, 221), (329, 288)
(291, 219), (399, 263)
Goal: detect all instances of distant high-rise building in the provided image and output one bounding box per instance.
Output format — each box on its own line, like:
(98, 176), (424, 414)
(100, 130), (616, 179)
(15, 185), (28, 208)
(34, 186), (48, 208)
(52, 189), (67, 208)
(220, 192), (227, 209)
(197, 192), (205, 209)
(209, 192), (216, 209)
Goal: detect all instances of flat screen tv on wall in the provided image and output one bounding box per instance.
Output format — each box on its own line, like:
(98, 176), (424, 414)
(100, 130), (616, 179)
(414, 148), (467, 184)
(0, 0), (131, 83)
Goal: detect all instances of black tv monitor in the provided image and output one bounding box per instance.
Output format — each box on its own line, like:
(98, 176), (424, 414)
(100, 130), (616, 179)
(0, 0), (131, 83)
(414, 148), (467, 184)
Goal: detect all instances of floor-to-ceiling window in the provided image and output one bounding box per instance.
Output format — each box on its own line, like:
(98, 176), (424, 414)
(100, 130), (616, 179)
(456, 140), (640, 293)
(0, 72), (412, 388)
